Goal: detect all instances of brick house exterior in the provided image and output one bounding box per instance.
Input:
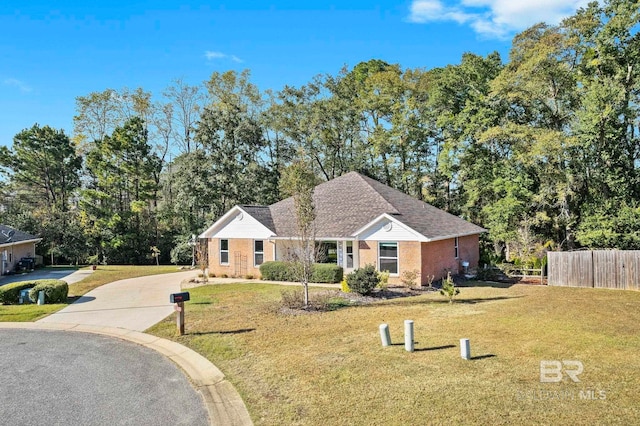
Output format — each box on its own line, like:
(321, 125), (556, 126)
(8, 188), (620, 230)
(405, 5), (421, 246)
(201, 172), (485, 285)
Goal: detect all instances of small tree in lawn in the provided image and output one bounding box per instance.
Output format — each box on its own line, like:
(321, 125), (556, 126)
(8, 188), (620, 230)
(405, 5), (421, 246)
(194, 239), (208, 283)
(150, 246), (161, 266)
(440, 272), (459, 303)
(280, 160), (317, 309)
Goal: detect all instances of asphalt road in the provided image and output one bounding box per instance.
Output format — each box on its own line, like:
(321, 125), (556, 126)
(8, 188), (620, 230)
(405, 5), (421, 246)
(0, 329), (209, 426)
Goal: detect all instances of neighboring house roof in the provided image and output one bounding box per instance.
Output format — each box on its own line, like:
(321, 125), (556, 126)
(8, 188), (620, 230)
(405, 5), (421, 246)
(0, 225), (41, 247)
(202, 172), (486, 241)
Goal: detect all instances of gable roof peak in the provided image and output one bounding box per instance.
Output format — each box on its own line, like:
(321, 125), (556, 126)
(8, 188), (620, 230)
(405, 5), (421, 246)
(317, 172), (399, 215)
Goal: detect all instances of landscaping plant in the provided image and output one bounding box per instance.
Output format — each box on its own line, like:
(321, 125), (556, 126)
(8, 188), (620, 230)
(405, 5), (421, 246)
(340, 279), (351, 293)
(400, 269), (419, 289)
(346, 264), (380, 295)
(377, 270), (390, 290)
(440, 272), (459, 303)
(28, 280), (68, 304)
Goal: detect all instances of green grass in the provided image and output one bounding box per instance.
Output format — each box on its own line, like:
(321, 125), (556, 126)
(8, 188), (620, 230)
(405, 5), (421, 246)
(0, 265), (185, 322)
(148, 283), (640, 425)
(0, 303), (65, 322)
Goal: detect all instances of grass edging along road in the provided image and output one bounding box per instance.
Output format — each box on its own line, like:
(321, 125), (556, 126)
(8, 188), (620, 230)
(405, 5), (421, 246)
(148, 282), (640, 425)
(0, 265), (186, 322)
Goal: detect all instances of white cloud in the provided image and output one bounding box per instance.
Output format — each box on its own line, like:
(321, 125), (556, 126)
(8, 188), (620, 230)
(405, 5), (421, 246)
(204, 51), (243, 63)
(408, 0), (590, 39)
(3, 78), (32, 93)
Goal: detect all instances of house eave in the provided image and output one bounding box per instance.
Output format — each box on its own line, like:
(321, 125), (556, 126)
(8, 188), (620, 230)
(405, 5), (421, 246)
(350, 213), (429, 242)
(199, 206), (276, 239)
(0, 238), (42, 248)
(268, 236), (355, 241)
(421, 230), (486, 243)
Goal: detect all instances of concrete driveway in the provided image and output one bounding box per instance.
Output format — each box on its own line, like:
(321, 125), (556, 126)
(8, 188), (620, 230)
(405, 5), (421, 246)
(37, 270), (198, 331)
(0, 268), (93, 286)
(0, 328), (208, 425)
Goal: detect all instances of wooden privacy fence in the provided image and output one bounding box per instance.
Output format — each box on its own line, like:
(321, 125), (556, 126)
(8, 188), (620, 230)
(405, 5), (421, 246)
(548, 250), (640, 290)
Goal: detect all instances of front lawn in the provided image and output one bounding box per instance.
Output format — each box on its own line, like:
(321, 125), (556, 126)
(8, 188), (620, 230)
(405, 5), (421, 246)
(148, 282), (640, 425)
(0, 304), (64, 322)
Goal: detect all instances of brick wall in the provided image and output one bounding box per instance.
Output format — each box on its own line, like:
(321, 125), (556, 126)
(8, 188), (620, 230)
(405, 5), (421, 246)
(393, 241), (421, 286)
(358, 240), (376, 268)
(421, 235), (480, 281)
(459, 234), (480, 271)
(357, 240), (422, 286)
(207, 234), (479, 284)
(207, 238), (274, 278)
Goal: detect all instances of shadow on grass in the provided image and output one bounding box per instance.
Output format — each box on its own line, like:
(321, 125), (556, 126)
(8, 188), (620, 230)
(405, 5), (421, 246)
(455, 296), (524, 304)
(386, 344), (457, 352)
(470, 354), (496, 360)
(354, 295), (524, 309)
(414, 344), (456, 352)
(188, 328), (256, 336)
(457, 281), (515, 289)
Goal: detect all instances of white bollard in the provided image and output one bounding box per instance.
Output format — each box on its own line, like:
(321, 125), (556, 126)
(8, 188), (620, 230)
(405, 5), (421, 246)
(404, 320), (414, 352)
(37, 290), (45, 305)
(460, 338), (471, 360)
(379, 324), (391, 347)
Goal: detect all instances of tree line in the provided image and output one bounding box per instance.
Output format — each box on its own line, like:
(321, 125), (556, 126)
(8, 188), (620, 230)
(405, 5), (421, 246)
(1, 0), (638, 266)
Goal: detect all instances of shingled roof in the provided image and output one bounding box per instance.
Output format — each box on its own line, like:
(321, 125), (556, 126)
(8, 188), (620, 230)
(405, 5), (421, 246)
(244, 172), (484, 240)
(0, 225), (40, 245)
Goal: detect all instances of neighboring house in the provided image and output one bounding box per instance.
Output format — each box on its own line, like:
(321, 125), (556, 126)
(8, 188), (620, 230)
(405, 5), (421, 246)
(1, 225), (41, 275)
(200, 172), (486, 286)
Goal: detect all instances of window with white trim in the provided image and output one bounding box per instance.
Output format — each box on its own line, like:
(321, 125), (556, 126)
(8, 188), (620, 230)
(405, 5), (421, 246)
(220, 239), (229, 264)
(378, 242), (398, 274)
(454, 237), (459, 259)
(254, 240), (264, 266)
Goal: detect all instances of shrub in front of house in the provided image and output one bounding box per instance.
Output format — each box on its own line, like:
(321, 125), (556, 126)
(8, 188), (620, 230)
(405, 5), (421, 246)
(260, 261), (295, 281)
(346, 264), (380, 295)
(28, 280), (68, 304)
(260, 261), (343, 283)
(310, 263), (343, 283)
(0, 282), (37, 304)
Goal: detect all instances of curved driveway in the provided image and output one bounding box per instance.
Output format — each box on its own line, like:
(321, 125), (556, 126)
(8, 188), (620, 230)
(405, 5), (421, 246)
(37, 270), (197, 331)
(0, 328), (208, 425)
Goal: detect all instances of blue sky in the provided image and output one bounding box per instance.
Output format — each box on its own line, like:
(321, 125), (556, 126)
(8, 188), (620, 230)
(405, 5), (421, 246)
(0, 0), (589, 146)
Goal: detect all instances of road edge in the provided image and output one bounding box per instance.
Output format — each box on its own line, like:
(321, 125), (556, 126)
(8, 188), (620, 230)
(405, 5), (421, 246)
(0, 322), (253, 426)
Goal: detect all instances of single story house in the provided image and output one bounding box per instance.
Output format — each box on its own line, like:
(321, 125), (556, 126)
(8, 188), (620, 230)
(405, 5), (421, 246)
(1, 225), (41, 275)
(200, 172), (486, 286)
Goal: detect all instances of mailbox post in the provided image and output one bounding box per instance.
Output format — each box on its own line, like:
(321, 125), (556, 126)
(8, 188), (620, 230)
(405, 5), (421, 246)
(170, 292), (190, 335)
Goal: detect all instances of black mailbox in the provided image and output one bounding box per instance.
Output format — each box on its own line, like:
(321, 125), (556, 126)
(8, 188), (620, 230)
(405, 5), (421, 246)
(170, 292), (190, 303)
